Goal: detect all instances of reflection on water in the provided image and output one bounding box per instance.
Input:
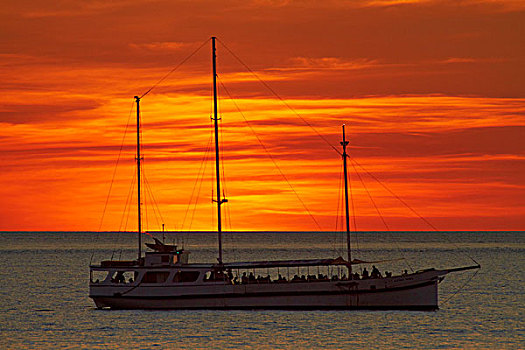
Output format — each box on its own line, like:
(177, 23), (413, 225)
(0, 231), (523, 349)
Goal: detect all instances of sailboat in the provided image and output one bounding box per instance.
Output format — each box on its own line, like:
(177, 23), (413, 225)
(89, 37), (479, 310)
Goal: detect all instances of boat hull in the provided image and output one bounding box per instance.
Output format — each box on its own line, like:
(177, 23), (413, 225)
(90, 273), (440, 310)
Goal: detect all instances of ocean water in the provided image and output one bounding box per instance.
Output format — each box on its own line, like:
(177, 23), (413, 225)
(0, 231), (523, 349)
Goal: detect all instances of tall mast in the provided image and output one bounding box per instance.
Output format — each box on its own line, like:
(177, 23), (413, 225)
(211, 37), (225, 264)
(134, 96), (142, 261)
(341, 124), (352, 273)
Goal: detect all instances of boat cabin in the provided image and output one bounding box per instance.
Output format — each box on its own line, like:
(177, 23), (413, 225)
(143, 249), (190, 266)
(90, 256), (358, 287)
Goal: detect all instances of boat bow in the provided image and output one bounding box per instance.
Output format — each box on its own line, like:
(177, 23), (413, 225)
(436, 264), (481, 276)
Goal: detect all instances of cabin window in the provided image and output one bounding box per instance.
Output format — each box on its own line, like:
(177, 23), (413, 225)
(204, 270), (227, 282)
(91, 271), (110, 283)
(110, 271), (136, 284)
(142, 271), (170, 283)
(173, 271), (200, 283)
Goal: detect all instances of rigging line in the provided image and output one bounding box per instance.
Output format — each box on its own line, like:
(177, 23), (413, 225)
(139, 38), (210, 99)
(142, 164), (148, 233)
(112, 164), (137, 261)
(350, 158), (414, 272)
(118, 164), (137, 231)
(144, 175), (164, 231)
(349, 163), (358, 231)
(339, 163), (347, 256)
(123, 165), (137, 233)
(137, 100), (160, 238)
(441, 268), (480, 307)
(217, 84), (233, 231)
(349, 159), (391, 231)
(188, 137), (213, 231)
(92, 95), (132, 260)
(348, 163), (359, 253)
(349, 156), (480, 266)
(187, 139), (212, 231)
(348, 156), (439, 231)
(339, 167), (345, 256)
(96, 99), (135, 232)
(142, 163), (166, 230)
(219, 79), (323, 231)
(216, 38), (341, 156)
(141, 168), (160, 233)
(340, 170), (346, 256)
(144, 177), (160, 231)
(181, 131), (213, 230)
(333, 168), (343, 256)
(337, 163), (345, 256)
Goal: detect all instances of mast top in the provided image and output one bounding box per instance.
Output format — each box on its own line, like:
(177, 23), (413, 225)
(341, 124), (349, 148)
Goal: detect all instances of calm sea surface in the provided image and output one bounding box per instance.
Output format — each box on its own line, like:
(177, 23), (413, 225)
(0, 231), (523, 349)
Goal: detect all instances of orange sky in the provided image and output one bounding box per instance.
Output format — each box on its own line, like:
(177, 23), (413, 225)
(1, 0), (524, 231)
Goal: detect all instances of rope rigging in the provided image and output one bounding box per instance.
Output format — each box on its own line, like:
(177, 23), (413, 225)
(350, 160), (391, 231)
(100, 36), (479, 278)
(91, 99), (135, 265)
(218, 78), (323, 231)
(441, 268), (480, 307)
(120, 164), (137, 232)
(181, 129), (214, 231)
(350, 156), (439, 231)
(333, 167), (343, 256)
(217, 81), (232, 231)
(348, 156), (479, 266)
(217, 38), (342, 157)
(97, 99), (136, 232)
(214, 37), (452, 250)
(139, 38), (210, 99)
(348, 162), (359, 253)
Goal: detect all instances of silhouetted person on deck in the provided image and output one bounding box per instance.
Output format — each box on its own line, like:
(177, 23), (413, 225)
(371, 265), (382, 279)
(114, 271), (125, 283)
(362, 267), (369, 279)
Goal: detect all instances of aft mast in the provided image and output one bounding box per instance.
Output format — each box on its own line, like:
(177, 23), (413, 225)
(135, 96), (142, 261)
(211, 37), (226, 264)
(341, 124), (352, 273)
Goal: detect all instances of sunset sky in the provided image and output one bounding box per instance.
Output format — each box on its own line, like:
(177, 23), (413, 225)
(1, 0), (523, 231)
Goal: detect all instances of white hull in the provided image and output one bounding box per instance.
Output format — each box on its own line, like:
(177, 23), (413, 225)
(90, 270), (442, 310)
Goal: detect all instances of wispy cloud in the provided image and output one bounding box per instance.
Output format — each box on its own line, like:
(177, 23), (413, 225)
(22, 0), (161, 18)
(288, 57), (380, 70)
(129, 41), (198, 52)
